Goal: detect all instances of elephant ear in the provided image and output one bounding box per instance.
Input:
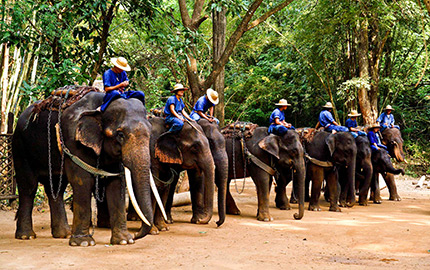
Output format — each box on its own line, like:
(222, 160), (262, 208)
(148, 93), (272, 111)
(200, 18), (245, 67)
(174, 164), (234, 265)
(155, 132), (183, 164)
(75, 110), (103, 156)
(258, 134), (280, 160)
(325, 134), (336, 157)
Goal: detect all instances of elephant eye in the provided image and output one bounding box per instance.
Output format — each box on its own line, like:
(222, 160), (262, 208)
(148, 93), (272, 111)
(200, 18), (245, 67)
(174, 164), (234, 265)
(116, 131), (125, 143)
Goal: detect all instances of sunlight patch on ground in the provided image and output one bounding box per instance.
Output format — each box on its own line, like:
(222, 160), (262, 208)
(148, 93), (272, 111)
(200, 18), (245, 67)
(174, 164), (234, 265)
(300, 218), (383, 226)
(355, 243), (392, 252)
(368, 215), (394, 219)
(240, 222), (308, 231)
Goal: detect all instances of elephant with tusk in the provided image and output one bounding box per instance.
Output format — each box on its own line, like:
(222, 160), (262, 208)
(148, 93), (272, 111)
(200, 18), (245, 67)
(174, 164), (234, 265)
(13, 89), (163, 246)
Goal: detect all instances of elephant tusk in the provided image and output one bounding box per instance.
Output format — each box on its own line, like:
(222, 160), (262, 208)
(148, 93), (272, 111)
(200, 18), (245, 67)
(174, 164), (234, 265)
(149, 171), (168, 222)
(124, 167), (151, 227)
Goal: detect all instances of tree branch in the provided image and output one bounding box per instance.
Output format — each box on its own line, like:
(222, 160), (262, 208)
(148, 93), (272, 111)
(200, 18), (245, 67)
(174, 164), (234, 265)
(178, 0), (191, 27)
(191, 0), (206, 25)
(246, 0), (294, 31)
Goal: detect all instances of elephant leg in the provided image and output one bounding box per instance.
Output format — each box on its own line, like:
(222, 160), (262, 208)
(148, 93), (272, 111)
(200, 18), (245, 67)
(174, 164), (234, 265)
(275, 175), (290, 210)
(44, 176), (71, 238)
(252, 171), (273, 222)
(326, 171), (341, 212)
(97, 197), (111, 228)
(226, 178), (241, 215)
(68, 173), (96, 247)
(15, 161), (37, 240)
(370, 172), (382, 204)
(308, 166), (323, 211)
(153, 183), (171, 232)
(105, 177), (134, 245)
(164, 174), (179, 224)
(384, 173), (401, 201)
(338, 168), (348, 208)
(304, 166), (311, 202)
(188, 169), (206, 224)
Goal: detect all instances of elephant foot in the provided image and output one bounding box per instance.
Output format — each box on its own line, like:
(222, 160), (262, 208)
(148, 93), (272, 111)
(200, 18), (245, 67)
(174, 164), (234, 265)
(308, 204), (321, 211)
(339, 200), (347, 208)
(111, 231), (134, 245)
(359, 199), (368, 206)
(69, 235), (96, 247)
(166, 214), (174, 224)
(190, 215), (210, 224)
(15, 229), (36, 240)
(155, 220), (170, 232)
(389, 194), (401, 201)
(52, 226), (71, 238)
(276, 200), (291, 210)
(226, 205), (241, 215)
(257, 212), (273, 222)
(150, 226), (159, 235)
(329, 205), (341, 212)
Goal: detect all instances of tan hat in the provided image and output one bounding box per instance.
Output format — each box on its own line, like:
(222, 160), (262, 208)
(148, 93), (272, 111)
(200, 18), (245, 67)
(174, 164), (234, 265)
(348, 110), (361, 117)
(206, 88), (219, 105)
(111, 57), (131, 71)
(275, 99), (291, 106)
(323, 102), (333, 109)
(385, 105), (394, 111)
(368, 123), (380, 129)
(171, 83), (188, 92)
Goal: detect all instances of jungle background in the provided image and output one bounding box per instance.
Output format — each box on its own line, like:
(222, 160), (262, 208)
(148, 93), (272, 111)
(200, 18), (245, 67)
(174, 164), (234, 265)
(1, 0), (429, 179)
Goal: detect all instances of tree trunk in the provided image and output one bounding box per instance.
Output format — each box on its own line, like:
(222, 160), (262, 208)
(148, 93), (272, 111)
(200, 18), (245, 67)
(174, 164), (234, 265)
(212, 6), (226, 126)
(424, 0), (430, 16)
(357, 18), (374, 125)
(1, 43), (10, 134)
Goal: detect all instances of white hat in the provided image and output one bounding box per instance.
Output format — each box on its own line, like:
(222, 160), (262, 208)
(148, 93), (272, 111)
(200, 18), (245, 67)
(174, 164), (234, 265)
(206, 88), (219, 105)
(323, 102), (333, 109)
(348, 110), (361, 117)
(385, 105), (394, 111)
(171, 83), (188, 92)
(111, 57), (131, 71)
(275, 99), (291, 106)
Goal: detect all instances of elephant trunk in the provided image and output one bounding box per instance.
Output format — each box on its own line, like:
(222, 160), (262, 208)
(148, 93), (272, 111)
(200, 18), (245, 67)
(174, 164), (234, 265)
(358, 160), (373, 203)
(293, 159), (305, 220)
(198, 153), (216, 224)
(385, 159), (405, 175)
(122, 144), (153, 239)
(346, 157), (357, 208)
(214, 152), (228, 227)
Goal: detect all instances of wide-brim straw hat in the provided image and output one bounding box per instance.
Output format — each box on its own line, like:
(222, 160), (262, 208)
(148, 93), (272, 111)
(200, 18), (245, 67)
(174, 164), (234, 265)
(171, 83), (188, 92)
(348, 110), (361, 117)
(206, 88), (219, 105)
(385, 105), (394, 111)
(368, 123), (380, 129)
(111, 57), (131, 71)
(275, 99), (291, 106)
(323, 102), (333, 109)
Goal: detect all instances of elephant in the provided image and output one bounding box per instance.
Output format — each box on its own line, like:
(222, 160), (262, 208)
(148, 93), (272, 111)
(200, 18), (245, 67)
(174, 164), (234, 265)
(148, 116), (216, 233)
(369, 148), (405, 203)
(224, 127), (305, 222)
(354, 136), (373, 206)
(304, 131), (357, 212)
(13, 89), (161, 246)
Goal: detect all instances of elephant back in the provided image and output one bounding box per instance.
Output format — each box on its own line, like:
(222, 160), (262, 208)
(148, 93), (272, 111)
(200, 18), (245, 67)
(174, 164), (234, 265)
(221, 121), (259, 139)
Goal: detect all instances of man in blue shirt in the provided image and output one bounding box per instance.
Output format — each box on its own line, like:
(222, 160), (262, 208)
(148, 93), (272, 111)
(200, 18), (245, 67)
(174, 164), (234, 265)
(345, 110), (366, 138)
(268, 99), (295, 136)
(318, 102), (348, 133)
(164, 83), (193, 133)
(376, 105), (400, 131)
(99, 57), (146, 112)
(367, 123), (387, 152)
(190, 88), (219, 124)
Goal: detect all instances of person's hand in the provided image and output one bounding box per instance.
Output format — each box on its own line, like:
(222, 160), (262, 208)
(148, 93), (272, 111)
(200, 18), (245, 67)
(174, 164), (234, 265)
(209, 118), (215, 123)
(179, 116), (184, 121)
(122, 81), (129, 87)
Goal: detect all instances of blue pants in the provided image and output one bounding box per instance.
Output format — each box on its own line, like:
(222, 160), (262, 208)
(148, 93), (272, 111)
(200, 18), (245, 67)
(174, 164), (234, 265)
(165, 115), (184, 133)
(371, 144), (387, 152)
(380, 125), (400, 132)
(326, 125), (349, 132)
(268, 124), (295, 136)
(350, 131), (366, 138)
(189, 111), (220, 124)
(101, 90), (145, 112)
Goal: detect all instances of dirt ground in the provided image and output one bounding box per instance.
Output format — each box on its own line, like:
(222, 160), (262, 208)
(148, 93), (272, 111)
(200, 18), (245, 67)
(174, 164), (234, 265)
(1, 175), (430, 269)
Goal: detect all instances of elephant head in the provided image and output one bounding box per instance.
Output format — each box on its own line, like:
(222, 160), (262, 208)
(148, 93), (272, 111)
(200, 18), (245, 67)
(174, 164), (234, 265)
(372, 148), (405, 176)
(325, 132), (357, 206)
(71, 97), (161, 239)
(153, 119), (215, 224)
(258, 132), (305, 220)
(382, 128), (405, 162)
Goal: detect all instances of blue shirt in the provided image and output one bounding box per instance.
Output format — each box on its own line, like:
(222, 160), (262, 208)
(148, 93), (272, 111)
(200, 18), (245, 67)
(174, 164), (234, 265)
(103, 69), (128, 90)
(164, 95), (185, 117)
(376, 112), (395, 127)
(191, 96), (214, 114)
(345, 118), (357, 129)
(319, 110), (335, 128)
(269, 108), (285, 126)
(367, 130), (382, 145)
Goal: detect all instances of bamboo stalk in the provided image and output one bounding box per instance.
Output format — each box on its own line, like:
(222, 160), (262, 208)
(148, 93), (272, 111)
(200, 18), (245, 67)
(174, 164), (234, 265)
(1, 43), (10, 134)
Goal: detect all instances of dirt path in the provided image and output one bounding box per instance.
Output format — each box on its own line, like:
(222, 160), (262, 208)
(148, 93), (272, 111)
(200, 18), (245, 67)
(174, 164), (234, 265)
(1, 176), (430, 269)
